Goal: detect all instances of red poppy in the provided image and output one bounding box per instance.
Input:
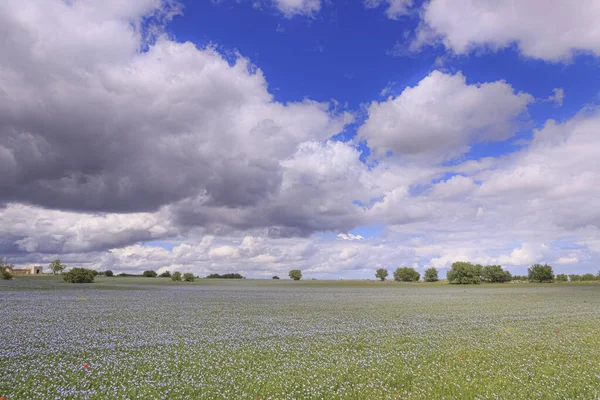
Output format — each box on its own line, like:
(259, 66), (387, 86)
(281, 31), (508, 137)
(83, 364), (89, 369)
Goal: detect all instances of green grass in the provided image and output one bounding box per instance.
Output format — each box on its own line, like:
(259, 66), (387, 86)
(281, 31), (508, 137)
(2, 277), (600, 399)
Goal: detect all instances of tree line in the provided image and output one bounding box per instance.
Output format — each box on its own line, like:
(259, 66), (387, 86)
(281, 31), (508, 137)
(374, 262), (600, 284)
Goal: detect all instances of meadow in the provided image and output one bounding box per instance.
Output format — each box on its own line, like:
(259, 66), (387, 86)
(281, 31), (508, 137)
(2, 277), (600, 399)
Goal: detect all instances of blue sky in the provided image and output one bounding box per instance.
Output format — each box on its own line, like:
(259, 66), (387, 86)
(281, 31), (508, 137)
(1, 0), (600, 278)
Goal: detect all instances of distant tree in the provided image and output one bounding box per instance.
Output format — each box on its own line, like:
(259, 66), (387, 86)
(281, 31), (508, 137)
(375, 268), (389, 281)
(63, 268), (95, 283)
(555, 274), (568, 282)
(481, 265), (511, 283)
(393, 267), (420, 282)
(50, 259), (66, 275)
(142, 270), (157, 278)
(159, 271), (172, 278)
(205, 273), (244, 279)
(104, 270), (114, 277)
(528, 264), (554, 283)
(171, 271), (182, 281)
(289, 269), (302, 281)
(272, 276), (280, 279)
(582, 273), (596, 281)
(568, 274), (582, 282)
(183, 273), (195, 282)
(447, 262), (482, 284)
(1, 257), (14, 280)
(424, 267), (439, 282)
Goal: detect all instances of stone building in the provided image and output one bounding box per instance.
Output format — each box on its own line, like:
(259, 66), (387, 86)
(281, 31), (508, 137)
(4, 265), (43, 276)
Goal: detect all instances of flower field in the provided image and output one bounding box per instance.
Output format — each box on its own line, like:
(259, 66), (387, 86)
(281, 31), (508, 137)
(2, 277), (600, 399)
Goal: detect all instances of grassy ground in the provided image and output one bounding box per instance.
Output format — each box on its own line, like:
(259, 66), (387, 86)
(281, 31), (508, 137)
(2, 277), (600, 399)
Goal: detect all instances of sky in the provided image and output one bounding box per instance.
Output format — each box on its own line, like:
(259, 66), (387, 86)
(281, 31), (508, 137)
(1, 0), (600, 279)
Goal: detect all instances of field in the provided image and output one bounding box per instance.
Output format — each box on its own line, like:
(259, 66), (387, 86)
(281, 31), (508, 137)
(2, 277), (600, 399)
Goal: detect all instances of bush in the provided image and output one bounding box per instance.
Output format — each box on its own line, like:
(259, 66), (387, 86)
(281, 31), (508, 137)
(375, 268), (388, 281)
(393, 267), (420, 282)
(556, 274), (568, 282)
(289, 269), (302, 281)
(183, 273), (195, 282)
(447, 262), (482, 284)
(568, 274), (581, 281)
(528, 264), (554, 283)
(424, 267), (438, 282)
(511, 275), (528, 281)
(481, 265), (511, 283)
(63, 268), (95, 283)
(582, 273), (597, 281)
(1, 257), (14, 280)
(205, 273), (244, 279)
(171, 271), (182, 281)
(104, 270), (114, 277)
(1, 268), (13, 280)
(142, 270), (157, 277)
(159, 271), (171, 278)
(272, 276), (280, 279)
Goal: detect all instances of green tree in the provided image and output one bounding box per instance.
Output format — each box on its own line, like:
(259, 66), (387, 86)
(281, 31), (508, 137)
(272, 276), (280, 279)
(582, 273), (596, 281)
(481, 265), (511, 283)
(142, 270), (157, 277)
(447, 262), (482, 284)
(393, 267), (420, 282)
(568, 274), (582, 282)
(528, 264), (554, 283)
(159, 271), (171, 278)
(289, 269), (302, 281)
(183, 273), (195, 282)
(171, 271), (182, 281)
(1, 257), (14, 280)
(63, 268), (95, 283)
(555, 274), (568, 282)
(50, 259), (66, 275)
(375, 268), (389, 281)
(424, 267), (438, 282)
(104, 270), (114, 277)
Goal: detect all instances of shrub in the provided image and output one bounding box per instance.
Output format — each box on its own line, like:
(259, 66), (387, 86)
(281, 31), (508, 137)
(447, 262), (482, 284)
(183, 273), (195, 282)
(582, 273), (596, 281)
(1, 257), (14, 280)
(393, 267), (420, 282)
(528, 264), (554, 283)
(375, 268), (388, 281)
(142, 270), (157, 277)
(568, 274), (581, 281)
(424, 267), (438, 282)
(1, 268), (13, 280)
(63, 268), (95, 283)
(171, 271), (182, 281)
(481, 265), (511, 283)
(272, 276), (280, 279)
(104, 270), (114, 277)
(159, 271), (171, 278)
(511, 275), (528, 281)
(289, 269), (302, 281)
(205, 273), (244, 279)
(556, 274), (568, 282)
